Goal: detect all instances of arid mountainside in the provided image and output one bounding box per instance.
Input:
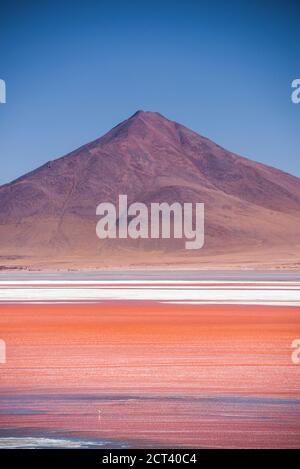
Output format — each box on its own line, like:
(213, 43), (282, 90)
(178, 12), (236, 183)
(0, 110), (299, 269)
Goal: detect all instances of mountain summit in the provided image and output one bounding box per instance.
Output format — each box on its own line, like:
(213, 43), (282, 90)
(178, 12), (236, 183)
(0, 111), (300, 269)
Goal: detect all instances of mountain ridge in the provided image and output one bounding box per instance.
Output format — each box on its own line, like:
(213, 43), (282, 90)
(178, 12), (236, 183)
(0, 110), (299, 269)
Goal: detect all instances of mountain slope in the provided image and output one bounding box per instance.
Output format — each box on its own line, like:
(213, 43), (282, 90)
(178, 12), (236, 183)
(0, 110), (299, 269)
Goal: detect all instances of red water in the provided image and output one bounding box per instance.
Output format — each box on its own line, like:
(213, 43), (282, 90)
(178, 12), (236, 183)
(0, 302), (299, 448)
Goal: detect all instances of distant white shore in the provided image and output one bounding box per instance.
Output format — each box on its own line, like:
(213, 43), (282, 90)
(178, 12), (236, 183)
(0, 279), (299, 306)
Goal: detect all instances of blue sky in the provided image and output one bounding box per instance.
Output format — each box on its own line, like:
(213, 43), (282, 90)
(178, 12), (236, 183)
(0, 0), (299, 184)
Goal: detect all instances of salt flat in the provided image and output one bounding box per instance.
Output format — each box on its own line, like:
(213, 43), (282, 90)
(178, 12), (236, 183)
(0, 278), (299, 305)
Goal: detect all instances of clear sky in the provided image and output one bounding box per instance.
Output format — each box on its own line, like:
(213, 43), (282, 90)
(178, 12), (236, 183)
(0, 0), (299, 185)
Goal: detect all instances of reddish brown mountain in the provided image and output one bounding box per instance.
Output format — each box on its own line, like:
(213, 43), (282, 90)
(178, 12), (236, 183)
(0, 110), (300, 269)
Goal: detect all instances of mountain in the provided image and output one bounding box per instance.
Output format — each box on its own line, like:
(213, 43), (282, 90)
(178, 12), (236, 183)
(0, 110), (300, 269)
